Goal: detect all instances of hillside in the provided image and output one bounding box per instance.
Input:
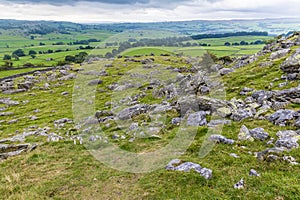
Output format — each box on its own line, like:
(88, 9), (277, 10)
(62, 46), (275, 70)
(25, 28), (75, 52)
(0, 32), (300, 199)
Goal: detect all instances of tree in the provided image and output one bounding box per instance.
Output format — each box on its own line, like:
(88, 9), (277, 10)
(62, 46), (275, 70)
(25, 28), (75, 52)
(12, 49), (25, 57)
(12, 54), (19, 61)
(29, 50), (37, 55)
(224, 42), (231, 46)
(240, 41), (249, 45)
(30, 35), (35, 40)
(31, 55), (36, 59)
(3, 54), (11, 60)
(65, 55), (75, 63)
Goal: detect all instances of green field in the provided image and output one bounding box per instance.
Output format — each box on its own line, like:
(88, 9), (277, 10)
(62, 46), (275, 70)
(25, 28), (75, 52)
(121, 44), (266, 58)
(0, 67), (49, 79)
(0, 29), (274, 69)
(122, 47), (175, 56)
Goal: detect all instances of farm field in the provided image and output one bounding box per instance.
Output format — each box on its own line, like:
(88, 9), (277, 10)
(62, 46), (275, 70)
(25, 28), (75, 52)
(122, 45), (266, 57)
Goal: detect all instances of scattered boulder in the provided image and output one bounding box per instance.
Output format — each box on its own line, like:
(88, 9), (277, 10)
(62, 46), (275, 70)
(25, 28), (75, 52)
(88, 80), (103, 86)
(0, 143), (37, 161)
(207, 119), (231, 127)
(230, 108), (253, 121)
(116, 104), (149, 120)
(268, 109), (295, 126)
(234, 178), (244, 189)
(249, 169), (260, 177)
(166, 159), (213, 180)
(280, 48), (300, 73)
(275, 137), (299, 150)
(171, 118), (181, 125)
(219, 68), (234, 76)
(208, 134), (235, 144)
(238, 125), (254, 141)
(187, 111), (207, 126)
(249, 128), (269, 141)
(270, 48), (290, 60)
(0, 98), (19, 106)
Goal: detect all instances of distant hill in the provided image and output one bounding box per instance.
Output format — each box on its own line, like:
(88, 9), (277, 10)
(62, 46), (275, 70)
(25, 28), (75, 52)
(0, 18), (299, 36)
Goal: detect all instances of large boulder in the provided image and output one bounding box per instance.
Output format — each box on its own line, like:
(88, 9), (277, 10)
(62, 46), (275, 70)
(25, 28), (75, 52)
(166, 159), (213, 180)
(208, 134), (235, 144)
(249, 128), (269, 141)
(117, 104), (149, 120)
(268, 109), (295, 126)
(230, 108), (254, 121)
(219, 68), (234, 76)
(280, 48), (300, 73)
(187, 111), (207, 126)
(270, 48), (290, 60)
(275, 137), (299, 150)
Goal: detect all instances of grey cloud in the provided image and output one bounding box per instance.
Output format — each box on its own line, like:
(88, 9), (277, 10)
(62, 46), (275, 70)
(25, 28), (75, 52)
(5, 0), (189, 5)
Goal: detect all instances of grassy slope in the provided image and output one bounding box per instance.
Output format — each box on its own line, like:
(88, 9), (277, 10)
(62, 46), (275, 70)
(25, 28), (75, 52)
(0, 54), (299, 199)
(121, 44), (267, 58)
(0, 67), (49, 79)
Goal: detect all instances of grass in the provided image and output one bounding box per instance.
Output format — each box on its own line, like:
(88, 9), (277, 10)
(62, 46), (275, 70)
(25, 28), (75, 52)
(120, 44), (266, 58)
(0, 67), (50, 79)
(0, 54), (299, 199)
(122, 47), (175, 56)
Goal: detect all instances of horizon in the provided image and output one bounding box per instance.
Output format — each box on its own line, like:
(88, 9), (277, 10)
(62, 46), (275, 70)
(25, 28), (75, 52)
(0, 17), (299, 25)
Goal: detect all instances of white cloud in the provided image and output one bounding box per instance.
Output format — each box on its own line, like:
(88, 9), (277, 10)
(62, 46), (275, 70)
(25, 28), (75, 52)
(0, 0), (299, 23)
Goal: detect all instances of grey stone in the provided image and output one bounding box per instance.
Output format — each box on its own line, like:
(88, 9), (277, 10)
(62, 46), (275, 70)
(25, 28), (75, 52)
(216, 107), (232, 118)
(276, 130), (299, 138)
(252, 90), (274, 104)
(2, 89), (26, 94)
(234, 178), (244, 189)
(0, 112), (14, 116)
(256, 147), (286, 161)
(282, 156), (299, 165)
(187, 111), (207, 126)
(209, 134), (235, 144)
(117, 104), (149, 120)
(230, 153), (240, 158)
(249, 169), (260, 177)
(207, 119), (231, 127)
(88, 80), (103, 86)
(219, 68), (234, 76)
(280, 48), (300, 73)
(151, 103), (173, 114)
(240, 87), (254, 96)
(231, 109), (253, 121)
(270, 48), (290, 60)
(268, 109), (295, 126)
(249, 128), (269, 141)
(171, 118), (181, 125)
(166, 159), (213, 180)
(238, 125), (254, 141)
(275, 137), (299, 149)
(0, 98), (19, 106)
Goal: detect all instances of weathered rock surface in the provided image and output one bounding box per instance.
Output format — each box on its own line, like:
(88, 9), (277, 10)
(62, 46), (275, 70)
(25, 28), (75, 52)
(280, 48), (300, 73)
(270, 48), (290, 60)
(117, 104), (149, 120)
(187, 111), (207, 126)
(208, 134), (235, 144)
(166, 159), (213, 180)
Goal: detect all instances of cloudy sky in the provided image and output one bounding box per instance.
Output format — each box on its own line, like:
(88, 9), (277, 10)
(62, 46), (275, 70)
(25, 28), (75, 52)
(0, 0), (299, 23)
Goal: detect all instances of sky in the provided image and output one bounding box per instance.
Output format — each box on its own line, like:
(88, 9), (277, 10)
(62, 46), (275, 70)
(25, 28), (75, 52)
(0, 0), (299, 23)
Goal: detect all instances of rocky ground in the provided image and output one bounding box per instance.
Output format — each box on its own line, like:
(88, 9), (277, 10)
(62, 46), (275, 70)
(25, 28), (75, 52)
(0, 33), (300, 199)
